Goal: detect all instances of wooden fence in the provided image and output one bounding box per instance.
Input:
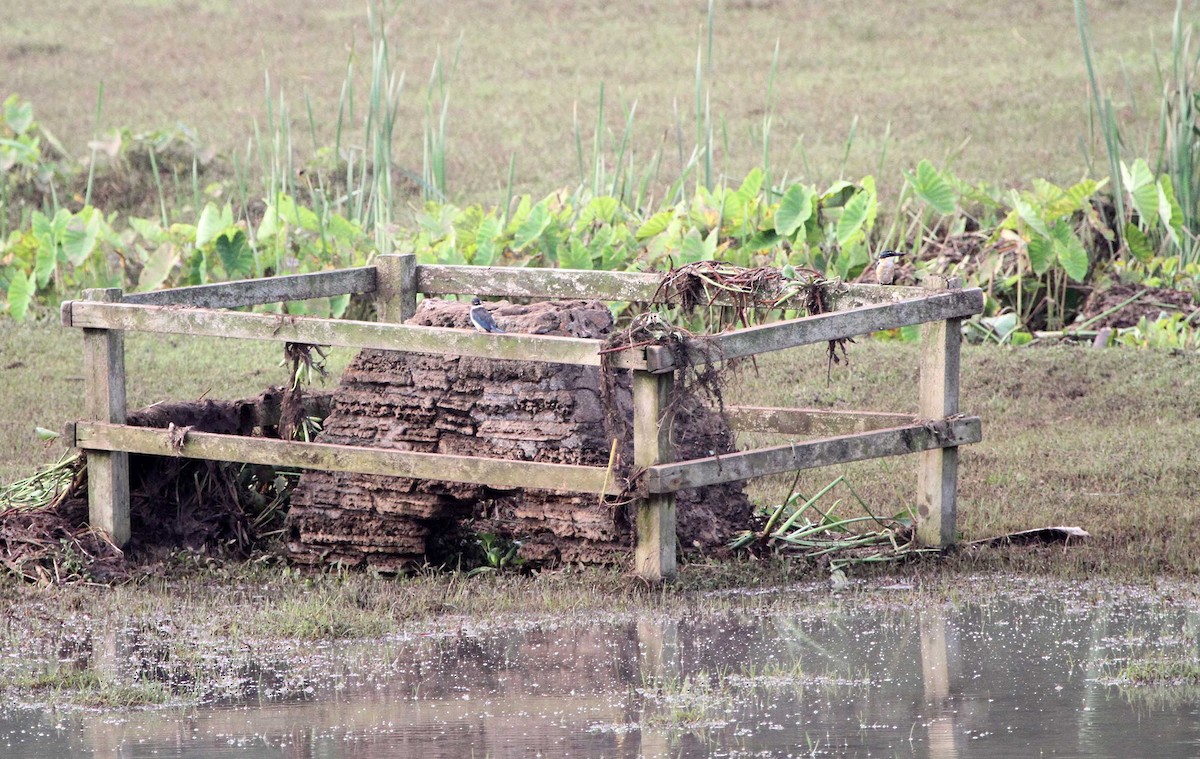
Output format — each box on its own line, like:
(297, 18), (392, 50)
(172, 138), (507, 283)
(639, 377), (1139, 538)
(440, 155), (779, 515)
(60, 254), (984, 580)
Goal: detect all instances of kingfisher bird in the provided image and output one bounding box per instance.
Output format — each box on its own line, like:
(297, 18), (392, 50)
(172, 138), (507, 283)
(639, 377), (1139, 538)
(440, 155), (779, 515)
(469, 297), (505, 333)
(875, 250), (906, 285)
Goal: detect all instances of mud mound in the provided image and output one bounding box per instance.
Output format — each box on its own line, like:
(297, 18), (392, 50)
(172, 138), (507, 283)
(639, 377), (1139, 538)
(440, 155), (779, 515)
(1079, 283), (1197, 329)
(2, 390), (330, 582)
(285, 299), (750, 572)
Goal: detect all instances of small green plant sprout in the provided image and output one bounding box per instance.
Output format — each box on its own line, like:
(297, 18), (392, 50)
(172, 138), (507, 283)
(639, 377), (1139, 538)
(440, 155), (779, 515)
(466, 532), (524, 577)
(1115, 310), (1200, 351)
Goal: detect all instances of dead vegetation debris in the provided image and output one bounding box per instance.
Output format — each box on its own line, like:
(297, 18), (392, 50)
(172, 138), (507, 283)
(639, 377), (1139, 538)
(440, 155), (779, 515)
(1079, 283), (1197, 329)
(652, 260), (823, 330)
(0, 390), (332, 584)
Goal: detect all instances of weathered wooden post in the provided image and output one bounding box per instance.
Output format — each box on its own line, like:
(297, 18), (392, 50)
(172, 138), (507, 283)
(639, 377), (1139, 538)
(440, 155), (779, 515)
(916, 276), (963, 547)
(79, 288), (130, 547)
(375, 253), (418, 322)
(633, 354), (676, 580)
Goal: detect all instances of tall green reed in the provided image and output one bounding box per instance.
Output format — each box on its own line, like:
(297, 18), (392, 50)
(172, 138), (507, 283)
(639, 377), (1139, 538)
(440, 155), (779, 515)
(1156, 0), (1199, 261)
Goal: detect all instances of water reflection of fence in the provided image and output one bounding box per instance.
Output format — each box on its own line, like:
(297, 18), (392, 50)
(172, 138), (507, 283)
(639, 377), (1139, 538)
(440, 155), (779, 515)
(61, 254), (982, 579)
(68, 610), (966, 756)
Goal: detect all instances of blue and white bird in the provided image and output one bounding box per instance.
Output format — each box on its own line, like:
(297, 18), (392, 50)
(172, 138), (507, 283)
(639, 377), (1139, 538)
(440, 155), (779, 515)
(875, 250), (906, 285)
(469, 297), (505, 333)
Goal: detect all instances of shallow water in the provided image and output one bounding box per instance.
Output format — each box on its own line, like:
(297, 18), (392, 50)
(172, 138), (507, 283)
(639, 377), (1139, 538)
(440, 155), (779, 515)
(4, 578), (1200, 758)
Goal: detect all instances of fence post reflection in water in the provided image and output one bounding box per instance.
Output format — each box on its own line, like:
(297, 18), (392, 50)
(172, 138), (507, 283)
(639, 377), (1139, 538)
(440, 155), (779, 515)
(636, 617), (680, 756)
(920, 608), (960, 759)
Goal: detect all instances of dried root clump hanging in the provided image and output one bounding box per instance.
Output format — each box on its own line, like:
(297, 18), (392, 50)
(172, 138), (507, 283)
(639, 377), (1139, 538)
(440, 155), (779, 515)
(280, 342), (329, 441)
(652, 260), (823, 331)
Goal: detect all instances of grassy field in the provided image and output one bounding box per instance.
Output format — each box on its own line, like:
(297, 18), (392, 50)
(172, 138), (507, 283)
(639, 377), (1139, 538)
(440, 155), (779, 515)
(3, 0), (1199, 582)
(4, 319), (1199, 578)
(1, 0), (1193, 203)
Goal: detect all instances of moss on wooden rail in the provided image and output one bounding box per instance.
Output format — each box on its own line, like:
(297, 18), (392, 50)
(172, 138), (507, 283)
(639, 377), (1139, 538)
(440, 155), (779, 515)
(62, 301), (655, 371)
(700, 289), (984, 361)
(416, 264), (931, 309)
(68, 422), (625, 496)
(123, 267), (377, 309)
(645, 417), (982, 493)
(723, 406), (917, 436)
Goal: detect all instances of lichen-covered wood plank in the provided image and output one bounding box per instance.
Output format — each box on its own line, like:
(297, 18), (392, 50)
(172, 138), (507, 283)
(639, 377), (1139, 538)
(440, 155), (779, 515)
(723, 406), (917, 436)
(916, 277), (965, 547)
(645, 417), (982, 493)
(122, 267), (377, 308)
(73, 421), (625, 495)
(64, 301), (653, 370)
(81, 288), (130, 547)
(375, 254), (417, 322)
(418, 265), (665, 302)
(823, 282), (931, 309)
(417, 264), (933, 311)
(702, 288), (984, 361)
(633, 370), (676, 580)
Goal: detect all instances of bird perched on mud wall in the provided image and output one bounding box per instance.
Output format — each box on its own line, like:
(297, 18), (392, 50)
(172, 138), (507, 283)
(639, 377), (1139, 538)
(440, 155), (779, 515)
(469, 297), (505, 333)
(874, 250), (906, 285)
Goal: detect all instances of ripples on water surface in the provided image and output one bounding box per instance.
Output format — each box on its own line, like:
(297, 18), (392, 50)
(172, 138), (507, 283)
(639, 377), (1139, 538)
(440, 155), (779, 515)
(3, 577), (1200, 757)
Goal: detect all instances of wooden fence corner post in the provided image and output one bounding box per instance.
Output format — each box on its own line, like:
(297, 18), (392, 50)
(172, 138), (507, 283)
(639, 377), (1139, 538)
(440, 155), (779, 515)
(917, 276), (962, 548)
(81, 288), (130, 547)
(633, 368), (676, 580)
(375, 253), (417, 322)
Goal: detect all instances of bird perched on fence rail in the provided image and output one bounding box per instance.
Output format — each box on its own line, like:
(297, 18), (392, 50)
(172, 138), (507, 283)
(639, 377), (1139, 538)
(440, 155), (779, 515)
(469, 297), (505, 333)
(874, 250), (906, 285)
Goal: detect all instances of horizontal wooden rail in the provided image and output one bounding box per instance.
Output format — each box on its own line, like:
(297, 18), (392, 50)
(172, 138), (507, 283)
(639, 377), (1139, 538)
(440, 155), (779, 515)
(61, 301), (655, 371)
(723, 406), (917, 436)
(645, 417), (982, 493)
(419, 265), (664, 302)
(67, 422), (624, 496)
(417, 264), (930, 309)
(122, 267), (377, 309)
(701, 288), (984, 362)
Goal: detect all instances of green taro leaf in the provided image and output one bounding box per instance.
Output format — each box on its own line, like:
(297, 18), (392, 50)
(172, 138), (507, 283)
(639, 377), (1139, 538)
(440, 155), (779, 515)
(33, 234), (56, 289)
(136, 242), (179, 292)
(736, 167), (764, 204)
(559, 239), (593, 270)
(1051, 223), (1088, 282)
(680, 229), (708, 264)
(215, 230), (254, 278)
(326, 214), (363, 246)
(61, 207), (101, 266)
(6, 269), (35, 321)
(1123, 223), (1154, 262)
(580, 196), (619, 226)
(473, 215), (501, 266)
(745, 230), (781, 251)
(1026, 234), (1054, 275)
(196, 201), (233, 248)
(276, 195), (320, 233)
(1121, 159), (1159, 227)
(512, 200), (551, 251)
(1048, 178), (1099, 219)
(775, 184), (814, 237)
(129, 217), (164, 243)
(636, 209), (674, 241)
(836, 189), (871, 246)
(907, 160), (957, 215)
(1008, 191), (1051, 239)
(1158, 175), (1183, 245)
